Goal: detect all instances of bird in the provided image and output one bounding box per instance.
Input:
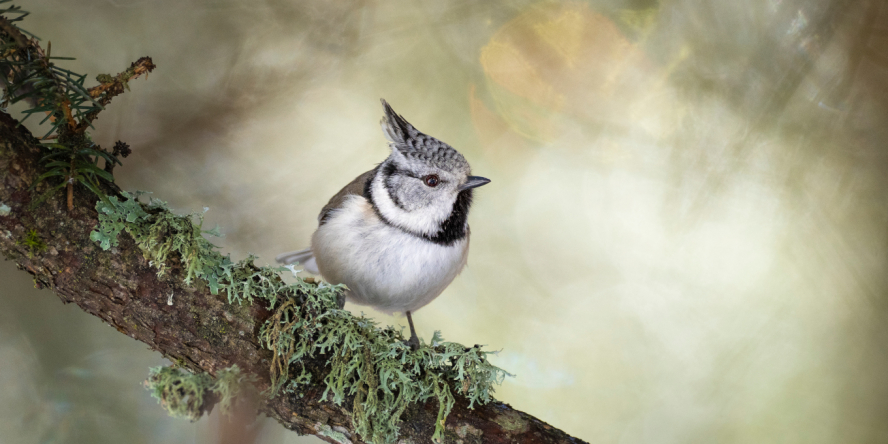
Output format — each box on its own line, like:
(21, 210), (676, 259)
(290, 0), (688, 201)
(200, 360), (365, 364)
(276, 99), (490, 350)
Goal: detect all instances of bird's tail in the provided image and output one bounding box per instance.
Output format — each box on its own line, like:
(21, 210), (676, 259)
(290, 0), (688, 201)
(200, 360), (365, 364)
(274, 247), (319, 275)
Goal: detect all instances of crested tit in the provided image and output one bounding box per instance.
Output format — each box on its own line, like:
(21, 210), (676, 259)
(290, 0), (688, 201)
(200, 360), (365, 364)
(276, 100), (490, 349)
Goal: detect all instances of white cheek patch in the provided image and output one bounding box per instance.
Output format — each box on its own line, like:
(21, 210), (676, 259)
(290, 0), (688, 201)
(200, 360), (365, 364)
(371, 173), (452, 237)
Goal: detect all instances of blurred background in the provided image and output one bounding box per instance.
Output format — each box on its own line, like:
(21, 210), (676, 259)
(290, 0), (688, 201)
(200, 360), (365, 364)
(2, 0), (888, 442)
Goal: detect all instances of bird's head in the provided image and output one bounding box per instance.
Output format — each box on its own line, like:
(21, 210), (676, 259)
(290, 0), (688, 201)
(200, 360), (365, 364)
(368, 100), (490, 241)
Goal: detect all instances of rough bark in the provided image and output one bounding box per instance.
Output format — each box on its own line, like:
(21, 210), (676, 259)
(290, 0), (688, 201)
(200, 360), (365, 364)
(0, 111), (588, 443)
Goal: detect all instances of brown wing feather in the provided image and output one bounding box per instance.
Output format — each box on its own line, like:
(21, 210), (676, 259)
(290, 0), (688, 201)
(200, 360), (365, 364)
(318, 169), (376, 225)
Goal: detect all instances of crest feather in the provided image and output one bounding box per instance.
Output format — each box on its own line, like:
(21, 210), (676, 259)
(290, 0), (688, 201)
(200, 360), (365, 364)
(378, 99), (471, 174)
(380, 99), (419, 146)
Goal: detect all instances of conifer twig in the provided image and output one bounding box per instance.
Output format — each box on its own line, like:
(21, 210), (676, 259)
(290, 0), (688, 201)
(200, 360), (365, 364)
(88, 56), (156, 99)
(76, 56), (155, 133)
(0, 15), (27, 48)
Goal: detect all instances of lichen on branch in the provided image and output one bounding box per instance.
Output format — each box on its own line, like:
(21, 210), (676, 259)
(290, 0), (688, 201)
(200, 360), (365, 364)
(91, 191), (511, 444)
(145, 364), (256, 421)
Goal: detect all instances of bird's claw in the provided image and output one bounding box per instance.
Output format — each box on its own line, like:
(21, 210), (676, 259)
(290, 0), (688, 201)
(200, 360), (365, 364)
(403, 334), (420, 351)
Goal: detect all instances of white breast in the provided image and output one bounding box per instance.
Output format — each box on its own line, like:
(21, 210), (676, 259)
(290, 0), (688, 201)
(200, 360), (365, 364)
(311, 195), (469, 314)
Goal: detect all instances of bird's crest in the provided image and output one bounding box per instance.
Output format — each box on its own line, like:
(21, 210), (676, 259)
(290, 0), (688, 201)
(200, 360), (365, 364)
(379, 99), (470, 174)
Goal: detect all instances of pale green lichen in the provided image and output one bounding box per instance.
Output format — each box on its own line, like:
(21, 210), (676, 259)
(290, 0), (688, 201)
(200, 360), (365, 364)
(145, 366), (213, 421)
(318, 424), (353, 444)
(90, 192), (226, 285)
(261, 279), (508, 444)
(91, 192), (292, 303)
(0, 203), (10, 216)
(493, 410), (528, 433)
(93, 192), (511, 444)
(145, 364), (253, 420)
(212, 365), (257, 415)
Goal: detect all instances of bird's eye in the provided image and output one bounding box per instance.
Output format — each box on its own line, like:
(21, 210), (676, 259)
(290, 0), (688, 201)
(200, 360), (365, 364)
(423, 175), (440, 187)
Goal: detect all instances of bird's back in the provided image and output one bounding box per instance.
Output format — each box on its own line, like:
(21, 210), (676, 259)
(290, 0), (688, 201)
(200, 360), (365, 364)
(317, 169), (376, 225)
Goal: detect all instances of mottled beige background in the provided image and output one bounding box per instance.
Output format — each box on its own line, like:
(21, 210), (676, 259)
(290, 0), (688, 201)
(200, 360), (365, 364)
(2, 0), (888, 443)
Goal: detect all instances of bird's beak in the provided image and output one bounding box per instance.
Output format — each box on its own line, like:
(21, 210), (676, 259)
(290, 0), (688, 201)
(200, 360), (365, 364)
(458, 176), (491, 191)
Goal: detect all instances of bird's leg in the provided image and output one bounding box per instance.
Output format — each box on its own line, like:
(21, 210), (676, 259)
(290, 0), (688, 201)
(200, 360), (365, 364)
(404, 310), (420, 351)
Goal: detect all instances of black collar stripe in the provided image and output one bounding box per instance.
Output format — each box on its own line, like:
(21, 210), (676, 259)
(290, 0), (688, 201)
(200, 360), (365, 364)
(363, 170), (470, 246)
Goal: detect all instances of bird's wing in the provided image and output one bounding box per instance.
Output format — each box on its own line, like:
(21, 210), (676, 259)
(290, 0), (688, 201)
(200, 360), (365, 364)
(317, 168), (376, 225)
(275, 169), (375, 273)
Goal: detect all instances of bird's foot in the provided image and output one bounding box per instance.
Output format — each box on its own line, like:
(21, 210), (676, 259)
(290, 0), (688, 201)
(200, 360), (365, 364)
(403, 310), (420, 350)
(335, 293), (346, 309)
(403, 333), (420, 351)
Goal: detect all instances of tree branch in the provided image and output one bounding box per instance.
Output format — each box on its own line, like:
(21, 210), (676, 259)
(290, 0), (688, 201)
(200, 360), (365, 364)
(0, 106), (587, 443)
